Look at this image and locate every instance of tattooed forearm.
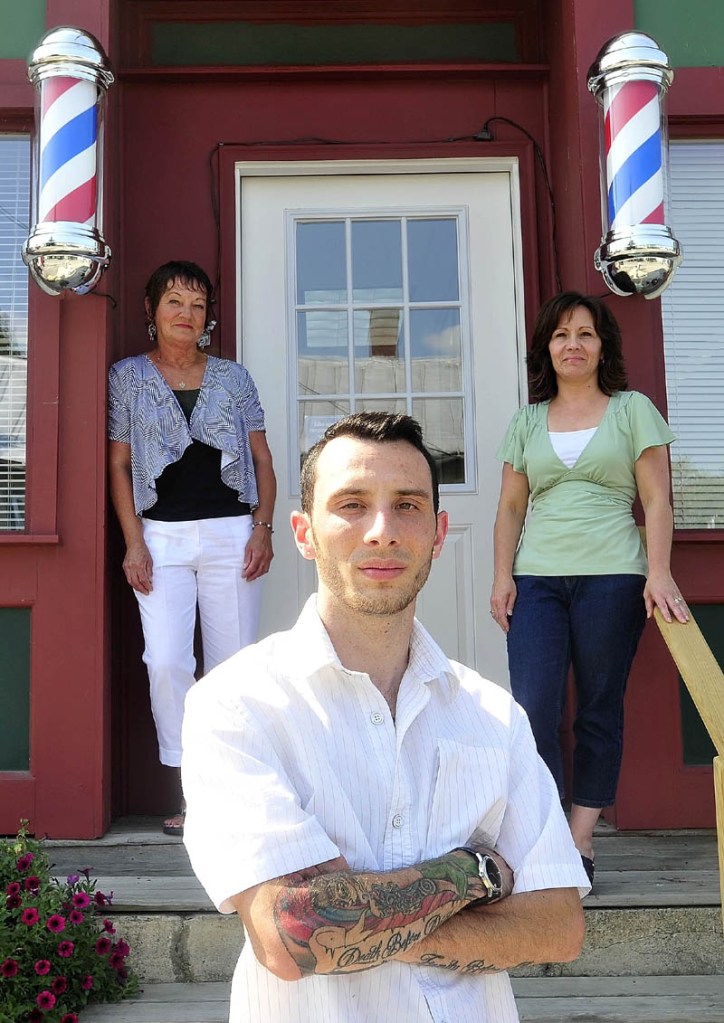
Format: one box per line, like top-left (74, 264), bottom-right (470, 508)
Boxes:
top-left (273, 851), bottom-right (485, 976)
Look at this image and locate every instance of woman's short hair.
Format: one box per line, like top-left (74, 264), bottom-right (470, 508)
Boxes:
top-left (527, 291), bottom-right (628, 401)
top-left (145, 261), bottom-right (215, 326)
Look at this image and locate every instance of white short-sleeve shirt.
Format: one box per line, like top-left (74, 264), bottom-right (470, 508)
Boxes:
top-left (182, 597), bottom-right (589, 1023)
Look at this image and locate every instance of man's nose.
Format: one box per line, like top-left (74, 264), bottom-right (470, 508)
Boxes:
top-left (364, 509), bottom-right (398, 545)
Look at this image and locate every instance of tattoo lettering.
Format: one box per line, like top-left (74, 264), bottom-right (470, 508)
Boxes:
top-left (274, 854), bottom-right (480, 976)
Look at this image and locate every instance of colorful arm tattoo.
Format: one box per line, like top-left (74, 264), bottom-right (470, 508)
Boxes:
top-left (274, 851), bottom-right (483, 976)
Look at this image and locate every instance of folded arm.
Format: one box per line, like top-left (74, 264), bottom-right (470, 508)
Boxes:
top-left (395, 886), bottom-right (585, 974)
top-left (231, 847), bottom-right (501, 981)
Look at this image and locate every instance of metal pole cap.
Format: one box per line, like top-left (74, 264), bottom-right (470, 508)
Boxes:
top-left (27, 26), bottom-right (114, 90)
top-left (588, 31), bottom-right (673, 95)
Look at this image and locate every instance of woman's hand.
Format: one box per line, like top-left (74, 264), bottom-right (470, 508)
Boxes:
top-left (490, 576), bottom-right (517, 633)
top-left (243, 524), bottom-right (274, 582)
top-left (123, 541), bottom-right (154, 595)
top-left (644, 569), bottom-right (689, 624)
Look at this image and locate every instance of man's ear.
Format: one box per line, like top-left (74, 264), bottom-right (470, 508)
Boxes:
top-left (290, 510), bottom-right (316, 560)
top-left (432, 510), bottom-right (449, 560)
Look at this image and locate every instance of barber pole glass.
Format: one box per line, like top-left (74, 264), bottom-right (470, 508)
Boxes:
top-left (588, 32), bottom-right (681, 299)
top-left (23, 28), bottom-right (114, 295)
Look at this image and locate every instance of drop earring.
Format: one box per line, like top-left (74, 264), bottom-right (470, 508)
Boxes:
top-left (197, 319), bottom-right (217, 349)
top-left (147, 321), bottom-right (157, 343)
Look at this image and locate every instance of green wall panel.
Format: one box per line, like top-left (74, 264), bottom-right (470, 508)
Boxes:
top-left (635, 0), bottom-right (724, 67)
top-left (0, 0), bottom-right (45, 60)
top-left (152, 20), bottom-right (518, 67)
top-left (679, 604), bottom-right (721, 765)
top-left (0, 607), bottom-right (30, 770)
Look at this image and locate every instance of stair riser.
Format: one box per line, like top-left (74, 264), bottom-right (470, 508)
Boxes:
top-left (115, 908), bottom-right (724, 984)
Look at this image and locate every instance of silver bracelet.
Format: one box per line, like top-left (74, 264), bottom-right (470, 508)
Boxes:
top-left (252, 521), bottom-right (274, 533)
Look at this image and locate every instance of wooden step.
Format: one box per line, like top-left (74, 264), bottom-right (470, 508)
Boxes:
top-left (79, 976), bottom-right (724, 1023)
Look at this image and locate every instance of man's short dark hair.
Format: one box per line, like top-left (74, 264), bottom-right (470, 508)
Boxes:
top-left (300, 412), bottom-right (440, 515)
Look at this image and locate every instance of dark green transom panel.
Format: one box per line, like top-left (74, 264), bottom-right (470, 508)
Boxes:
top-left (679, 604), bottom-right (721, 765)
top-left (0, 607), bottom-right (30, 770)
top-left (151, 20), bottom-right (519, 67)
top-left (635, 0), bottom-right (724, 67)
top-left (0, 0), bottom-right (45, 60)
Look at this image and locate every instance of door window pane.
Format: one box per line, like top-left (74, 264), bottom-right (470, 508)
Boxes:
top-left (412, 397), bottom-right (465, 484)
top-left (354, 308), bottom-right (404, 393)
top-left (352, 220), bottom-right (402, 302)
top-left (410, 309), bottom-right (462, 391)
top-left (294, 212), bottom-right (469, 486)
top-left (408, 218), bottom-right (459, 302)
top-left (296, 221), bottom-right (346, 303)
top-left (0, 135), bottom-right (30, 532)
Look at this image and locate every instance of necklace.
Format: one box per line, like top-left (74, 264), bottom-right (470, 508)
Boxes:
top-left (150, 351), bottom-right (204, 389)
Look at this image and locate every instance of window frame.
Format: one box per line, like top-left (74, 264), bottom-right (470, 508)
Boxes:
top-left (0, 115), bottom-right (60, 545)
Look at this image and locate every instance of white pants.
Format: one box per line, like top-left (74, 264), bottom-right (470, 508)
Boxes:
top-left (135, 515), bottom-right (263, 766)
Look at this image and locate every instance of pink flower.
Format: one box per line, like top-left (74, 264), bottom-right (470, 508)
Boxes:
top-left (22, 906), bottom-right (40, 926)
top-left (71, 891), bottom-right (90, 909)
top-left (6, 893), bottom-right (21, 909)
top-left (35, 960), bottom-right (52, 975)
top-left (95, 936), bottom-right (112, 955)
top-left (81, 975), bottom-right (94, 990)
top-left (1, 958), bottom-right (19, 977)
top-left (46, 914), bottom-right (66, 932)
top-left (61, 1014), bottom-right (79, 1023)
top-left (103, 918), bottom-right (116, 934)
top-left (115, 938), bottom-right (131, 957)
top-left (109, 951), bottom-right (125, 968)
top-left (69, 909), bottom-right (84, 925)
top-left (6, 881), bottom-right (21, 895)
top-left (24, 874), bottom-right (41, 892)
top-left (94, 889), bottom-right (112, 906)
top-left (16, 852), bottom-right (34, 871)
top-left (51, 976), bottom-right (68, 995)
top-left (57, 940), bottom-right (75, 958)
top-left (36, 991), bottom-right (56, 1010)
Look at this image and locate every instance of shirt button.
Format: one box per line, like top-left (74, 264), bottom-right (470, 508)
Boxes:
top-left (392, 814), bottom-right (403, 828)
top-left (370, 711), bottom-right (384, 725)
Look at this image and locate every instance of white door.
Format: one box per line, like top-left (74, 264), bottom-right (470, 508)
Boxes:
top-left (238, 160), bottom-right (525, 685)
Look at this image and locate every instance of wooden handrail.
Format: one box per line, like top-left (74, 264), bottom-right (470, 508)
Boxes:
top-left (651, 605), bottom-right (724, 929)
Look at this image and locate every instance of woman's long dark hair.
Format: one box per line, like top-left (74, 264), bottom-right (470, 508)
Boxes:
top-left (527, 292), bottom-right (628, 401)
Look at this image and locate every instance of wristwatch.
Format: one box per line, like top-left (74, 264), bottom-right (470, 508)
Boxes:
top-left (458, 846), bottom-right (504, 903)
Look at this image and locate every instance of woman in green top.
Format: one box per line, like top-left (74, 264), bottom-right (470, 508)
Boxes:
top-left (491, 292), bottom-right (688, 883)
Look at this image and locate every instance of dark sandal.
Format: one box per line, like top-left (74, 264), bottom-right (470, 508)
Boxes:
top-left (580, 854), bottom-right (595, 885)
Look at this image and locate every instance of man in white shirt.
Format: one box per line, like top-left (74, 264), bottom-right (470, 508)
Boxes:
top-left (183, 411), bottom-right (589, 1023)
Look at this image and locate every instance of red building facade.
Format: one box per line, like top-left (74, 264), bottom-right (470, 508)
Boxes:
top-left (0, 0), bottom-right (721, 837)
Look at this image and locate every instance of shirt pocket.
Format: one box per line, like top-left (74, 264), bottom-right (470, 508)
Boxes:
top-left (425, 739), bottom-right (508, 858)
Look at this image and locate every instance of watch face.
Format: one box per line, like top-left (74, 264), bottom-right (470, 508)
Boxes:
top-left (482, 855), bottom-right (502, 893)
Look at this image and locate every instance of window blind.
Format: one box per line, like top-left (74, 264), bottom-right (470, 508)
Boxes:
top-left (661, 140), bottom-right (724, 530)
top-left (0, 135), bottom-right (29, 531)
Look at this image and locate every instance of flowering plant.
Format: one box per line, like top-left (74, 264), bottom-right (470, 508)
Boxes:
top-left (0, 822), bottom-right (138, 1022)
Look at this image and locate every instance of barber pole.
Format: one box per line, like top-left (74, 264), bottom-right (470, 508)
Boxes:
top-left (22, 27), bottom-right (114, 296)
top-left (588, 32), bottom-right (681, 299)
top-left (38, 77), bottom-right (99, 225)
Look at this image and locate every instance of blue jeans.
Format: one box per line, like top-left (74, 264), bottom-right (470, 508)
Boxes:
top-left (506, 575), bottom-right (646, 808)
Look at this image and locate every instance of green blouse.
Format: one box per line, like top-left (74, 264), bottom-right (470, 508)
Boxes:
top-left (496, 390), bottom-right (675, 576)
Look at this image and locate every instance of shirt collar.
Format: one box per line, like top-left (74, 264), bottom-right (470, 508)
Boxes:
top-left (288, 594), bottom-right (459, 697)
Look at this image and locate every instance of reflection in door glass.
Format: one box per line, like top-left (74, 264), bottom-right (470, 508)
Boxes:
top-left (412, 397), bottom-right (465, 483)
top-left (410, 309), bottom-right (462, 392)
top-left (294, 214), bottom-right (468, 486)
top-left (352, 220), bottom-right (403, 302)
top-left (408, 218), bottom-right (459, 302)
top-left (353, 308), bottom-right (405, 393)
top-left (298, 400), bottom-right (350, 463)
top-left (296, 221), bottom-right (346, 303)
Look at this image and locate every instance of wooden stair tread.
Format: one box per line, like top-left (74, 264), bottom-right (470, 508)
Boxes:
top-left (80, 976), bottom-right (724, 1023)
